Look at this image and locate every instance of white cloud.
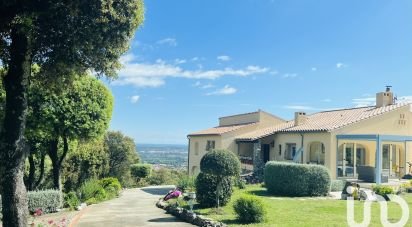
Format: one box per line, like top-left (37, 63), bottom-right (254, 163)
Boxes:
top-left (217, 55), bottom-right (231, 61)
top-left (398, 96), bottom-right (412, 103)
top-left (352, 97), bottom-right (375, 107)
top-left (206, 85), bottom-right (237, 96)
top-left (311, 67), bottom-right (317, 71)
top-left (322, 98), bottom-right (332, 103)
top-left (336, 62), bottom-right (347, 69)
top-left (283, 105), bottom-right (316, 110)
top-left (270, 70), bottom-right (279, 75)
top-left (201, 83), bottom-right (214, 89)
top-left (174, 58), bottom-right (186, 64)
top-left (130, 95), bottom-right (140, 104)
top-left (282, 73), bottom-right (297, 78)
top-left (156, 38), bottom-right (177, 46)
top-left (115, 54), bottom-right (269, 87)
top-left (191, 57), bottom-right (199, 61)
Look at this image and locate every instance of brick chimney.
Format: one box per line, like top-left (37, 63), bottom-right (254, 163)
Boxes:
top-left (294, 112), bottom-right (307, 126)
top-left (376, 86), bottom-right (394, 108)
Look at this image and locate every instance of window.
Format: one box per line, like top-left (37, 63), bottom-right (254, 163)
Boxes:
top-left (195, 142), bottom-right (199, 155)
top-left (206, 140), bottom-right (215, 151)
top-left (285, 143), bottom-right (296, 160)
top-left (309, 142), bottom-right (325, 165)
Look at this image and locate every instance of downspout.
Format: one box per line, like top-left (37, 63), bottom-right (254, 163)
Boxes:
top-left (187, 136), bottom-right (191, 175)
top-left (300, 133), bottom-right (304, 164)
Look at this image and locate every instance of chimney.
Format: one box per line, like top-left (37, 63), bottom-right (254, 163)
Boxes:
top-left (294, 112), bottom-right (307, 126)
top-left (376, 86), bottom-right (394, 108)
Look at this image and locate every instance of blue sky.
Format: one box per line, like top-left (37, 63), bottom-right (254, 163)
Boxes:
top-left (107, 0), bottom-right (412, 145)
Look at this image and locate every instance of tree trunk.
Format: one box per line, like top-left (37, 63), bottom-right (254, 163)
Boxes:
top-left (0, 21), bottom-right (32, 227)
top-left (34, 152), bottom-right (46, 189)
top-left (48, 138), bottom-right (61, 190)
top-left (27, 153), bottom-right (36, 191)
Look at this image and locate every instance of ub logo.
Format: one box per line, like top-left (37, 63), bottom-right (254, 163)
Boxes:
top-left (347, 188), bottom-right (409, 227)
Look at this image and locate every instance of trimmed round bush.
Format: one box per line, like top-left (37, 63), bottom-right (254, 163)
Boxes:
top-left (200, 149), bottom-right (241, 177)
top-left (195, 172), bottom-right (233, 207)
top-left (264, 161), bottom-right (331, 197)
top-left (233, 196), bottom-right (266, 223)
top-left (130, 163), bottom-right (152, 180)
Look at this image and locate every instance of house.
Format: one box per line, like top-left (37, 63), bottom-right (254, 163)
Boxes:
top-left (187, 110), bottom-right (286, 175)
top-left (187, 87), bottom-right (412, 184)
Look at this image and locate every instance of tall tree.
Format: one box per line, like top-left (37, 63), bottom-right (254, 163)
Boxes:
top-left (0, 1), bottom-right (144, 225)
top-left (30, 75), bottom-right (113, 190)
top-left (104, 131), bottom-right (139, 186)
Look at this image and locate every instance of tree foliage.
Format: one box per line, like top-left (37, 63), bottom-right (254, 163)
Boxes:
top-left (130, 164), bottom-right (152, 180)
top-left (104, 131), bottom-right (139, 186)
top-left (200, 149), bottom-right (241, 177)
top-left (0, 1), bottom-right (144, 225)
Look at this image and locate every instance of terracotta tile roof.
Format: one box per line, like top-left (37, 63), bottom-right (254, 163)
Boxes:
top-left (188, 123), bottom-right (256, 136)
top-left (236, 103), bottom-right (410, 141)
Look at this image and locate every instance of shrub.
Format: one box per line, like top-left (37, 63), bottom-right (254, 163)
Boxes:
top-left (200, 149), bottom-right (241, 177)
top-left (64, 192), bottom-right (80, 211)
top-left (372, 185), bottom-right (394, 197)
top-left (234, 177), bottom-right (246, 189)
top-left (195, 172), bottom-right (233, 207)
top-left (130, 164), bottom-right (152, 180)
top-left (330, 180), bottom-right (345, 192)
top-left (99, 177), bottom-right (122, 198)
top-left (264, 162), bottom-right (331, 197)
top-left (78, 179), bottom-right (106, 202)
top-left (85, 197), bottom-right (98, 205)
top-left (233, 196), bottom-right (266, 223)
top-left (27, 190), bottom-right (62, 213)
top-left (177, 175), bottom-right (196, 192)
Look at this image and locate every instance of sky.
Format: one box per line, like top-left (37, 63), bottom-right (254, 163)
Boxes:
top-left (107, 0), bottom-right (412, 145)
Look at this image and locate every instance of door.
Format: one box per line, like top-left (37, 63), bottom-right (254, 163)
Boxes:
top-left (262, 144), bottom-right (270, 163)
top-left (344, 144), bottom-right (355, 177)
top-left (382, 144), bottom-right (391, 177)
top-left (338, 143), bottom-right (354, 177)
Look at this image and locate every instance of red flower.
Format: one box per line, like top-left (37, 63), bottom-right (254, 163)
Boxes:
top-left (48, 220), bottom-right (54, 224)
top-left (34, 208), bottom-right (43, 217)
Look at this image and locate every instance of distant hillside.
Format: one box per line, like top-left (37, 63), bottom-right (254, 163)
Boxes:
top-left (136, 144), bottom-right (188, 169)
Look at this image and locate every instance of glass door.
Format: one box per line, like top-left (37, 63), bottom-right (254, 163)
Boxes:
top-left (344, 144), bottom-right (354, 177)
top-left (390, 145), bottom-right (399, 178)
top-left (382, 144), bottom-right (390, 177)
top-left (337, 143), bottom-right (355, 177)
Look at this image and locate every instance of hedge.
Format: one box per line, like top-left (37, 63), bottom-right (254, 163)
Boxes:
top-left (330, 180), bottom-right (345, 192)
top-left (195, 172), bottom-right (233, 208)
top-left (264, 161), bottom-right (330, 196)
top-left (1, 190), bottom-right (62, 217)
top-left (27, 190), bottom-right (62, 213)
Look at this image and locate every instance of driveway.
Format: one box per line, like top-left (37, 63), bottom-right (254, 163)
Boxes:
top-left (73, 186), bottom-right (193, 227)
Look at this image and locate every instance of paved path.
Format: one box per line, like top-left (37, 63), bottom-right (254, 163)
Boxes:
top-left (74, 186), bottom-right (193, 227)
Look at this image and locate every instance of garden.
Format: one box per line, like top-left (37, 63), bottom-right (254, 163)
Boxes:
top-left (157, 149), bottom-right (412, 227)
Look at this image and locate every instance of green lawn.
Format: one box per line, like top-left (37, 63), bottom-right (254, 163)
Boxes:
top-left (191, 185), bottom-right (412, 227)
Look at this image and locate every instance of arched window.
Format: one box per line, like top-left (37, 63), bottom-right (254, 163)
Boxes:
top-left (309, 142), bottom-right (325, 165)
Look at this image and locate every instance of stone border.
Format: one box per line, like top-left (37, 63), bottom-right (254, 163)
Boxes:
top-left (156, 200), bottom-right (227, 227)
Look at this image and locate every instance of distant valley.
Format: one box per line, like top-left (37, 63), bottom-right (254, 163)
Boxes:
top-left (136, 144), bottom-right (188, 170)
